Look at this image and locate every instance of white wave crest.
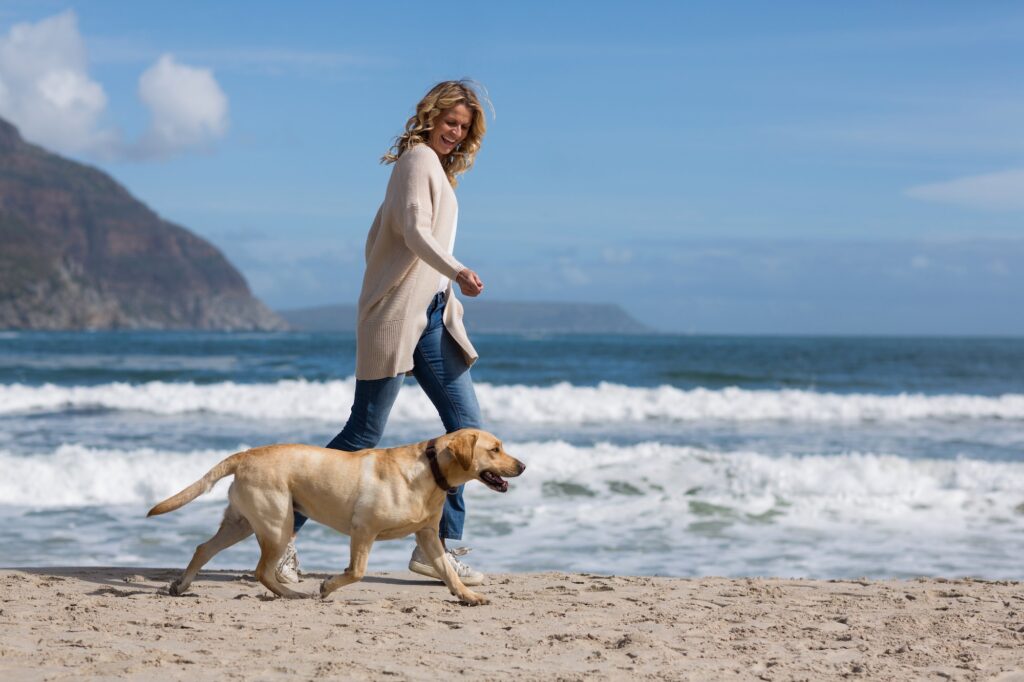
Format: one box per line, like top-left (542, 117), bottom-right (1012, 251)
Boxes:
top-left (3, 441), bottom-right (1023, 523)
top-left (497, 440), bottom-right (1024, 530)
top-left (1, 380), bottom-right (1023, 423)
top-left (480, 441), bottom-right (1024, 578)
top-left (0, 445), bottom-right (236, 507)
top-left (6, 441), bottom-right (1024, 579)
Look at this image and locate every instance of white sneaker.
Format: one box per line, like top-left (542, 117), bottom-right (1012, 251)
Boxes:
top-left (408, 545), bottom-right (485, 586)
top-left (275, 540), bottom-right (301, 584)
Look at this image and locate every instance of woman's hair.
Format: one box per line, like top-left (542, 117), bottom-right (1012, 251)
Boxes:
top-left (382, 79), bottom-right (490, 187)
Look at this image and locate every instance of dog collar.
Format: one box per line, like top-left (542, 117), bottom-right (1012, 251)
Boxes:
top-left (425, 440), bottom-right (456, 493)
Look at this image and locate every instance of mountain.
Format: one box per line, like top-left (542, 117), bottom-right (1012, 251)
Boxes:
top-left (279, 300), bottom-right (653, 334)
top-left (0, 117), bottom-right (285, 331)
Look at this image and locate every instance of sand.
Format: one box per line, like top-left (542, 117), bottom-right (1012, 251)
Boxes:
top-left (1, 568), bottom-right (1022, 681)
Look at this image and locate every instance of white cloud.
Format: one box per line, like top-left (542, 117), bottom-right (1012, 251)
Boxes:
top-left (905, 169), bottom-right (1024, 211)
top-left (0, 11), bottom-right (228, 160)
top-left (136, 54), bottom-right (228, 157)
top-left (0, 10), bottom-right (114, 154)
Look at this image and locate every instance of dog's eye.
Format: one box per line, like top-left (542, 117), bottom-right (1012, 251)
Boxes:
top-left (491, 446), bottom-right (500, 453)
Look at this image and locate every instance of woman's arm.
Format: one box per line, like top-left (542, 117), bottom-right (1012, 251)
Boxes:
top-left (397, 148), bottom-right (465, 280)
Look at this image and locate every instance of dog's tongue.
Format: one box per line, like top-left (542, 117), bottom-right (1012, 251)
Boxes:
top-left (482, 471), bottom-right (508, 492)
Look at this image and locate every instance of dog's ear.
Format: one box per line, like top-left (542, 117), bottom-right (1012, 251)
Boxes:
top-left (449, 430), bottom-right (478, 470)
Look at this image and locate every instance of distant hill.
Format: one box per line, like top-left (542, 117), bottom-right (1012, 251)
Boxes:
top-left (279, 300), bottom-right (653, 334)
top-left (0, 117), bottom-right (285, 331)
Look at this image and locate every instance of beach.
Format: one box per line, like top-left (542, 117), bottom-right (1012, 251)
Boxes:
top-left (2, 2), bottom-right (1023, 678)
top-left (2, 568), bottom-right (1022, 680)
top-left (4, 333), bottom-right (1024, 581)
top-left (3, 333), bottom-right (1024, 680)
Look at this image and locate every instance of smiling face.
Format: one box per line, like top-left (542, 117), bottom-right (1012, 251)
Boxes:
top-left (427, 103), bottom-right (473, 158)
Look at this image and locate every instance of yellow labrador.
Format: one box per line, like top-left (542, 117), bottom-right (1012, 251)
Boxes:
top-left (147, 428), bottom-right (525, 605)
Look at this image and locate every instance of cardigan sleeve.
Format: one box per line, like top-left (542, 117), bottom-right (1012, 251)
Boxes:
top-left (396, 147), bottom-right (465, 280)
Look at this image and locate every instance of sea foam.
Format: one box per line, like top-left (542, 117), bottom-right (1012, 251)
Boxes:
top-left (2, 380), bottom-right (1023, 423)
top-left (7, 441), bottom-right (1023, 578)
top-left (5, 441), bottom-right (1023, 524)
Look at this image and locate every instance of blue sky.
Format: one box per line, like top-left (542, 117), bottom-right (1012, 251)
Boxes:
top-left (1, 1), bottom-right (1022, 334)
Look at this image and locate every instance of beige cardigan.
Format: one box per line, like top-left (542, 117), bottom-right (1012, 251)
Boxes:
top-left (355, 143), bottom-right (478, 379)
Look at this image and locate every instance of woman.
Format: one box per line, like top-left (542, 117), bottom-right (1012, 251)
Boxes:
top-left (281, 80), bottom-right (490, 585)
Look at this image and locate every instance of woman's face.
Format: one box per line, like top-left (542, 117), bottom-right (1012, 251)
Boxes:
top-left (427, 103), bottom-right (473, 158)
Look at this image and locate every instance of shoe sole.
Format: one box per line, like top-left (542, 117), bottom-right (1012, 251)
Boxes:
top-left (408, 559), bottom-right (484, 586)
top-left (275, 570), bottom-right (301, 585)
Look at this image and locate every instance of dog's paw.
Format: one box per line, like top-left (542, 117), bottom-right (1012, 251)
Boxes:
top-left (168, 579), bottom-right (184, 596)
top-left (319, 579), bottom-right (331, 600)
top-left (459, 591), bottom-right (489, 606)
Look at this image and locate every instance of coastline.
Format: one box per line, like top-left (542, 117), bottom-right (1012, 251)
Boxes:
top-left (1, 568), bottom-right (1021, 680)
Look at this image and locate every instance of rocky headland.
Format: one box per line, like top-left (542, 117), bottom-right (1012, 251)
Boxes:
top-left (0, 117), bottom-right (285, 331)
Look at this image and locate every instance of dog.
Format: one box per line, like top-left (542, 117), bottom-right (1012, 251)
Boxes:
top-left (147, 428), bottom-right (525, 605)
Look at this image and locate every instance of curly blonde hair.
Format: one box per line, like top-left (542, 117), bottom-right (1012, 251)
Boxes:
top-left (382, 80), bottom-right (489, 187)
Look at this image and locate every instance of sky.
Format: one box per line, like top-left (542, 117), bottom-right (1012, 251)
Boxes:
top-left (0, 1), bottom-right (1021, 334)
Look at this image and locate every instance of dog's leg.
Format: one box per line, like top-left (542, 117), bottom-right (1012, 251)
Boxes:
top-left (319, 530), bottom-right (376, 599)
top-left (250, 502), bottom-right (309, 599)
top-left (253, 532), bottom-right (309, 599)
top-left (169, 505), bottom-right (253, 596)
top-left (414, 528), bottom-right (488, 605)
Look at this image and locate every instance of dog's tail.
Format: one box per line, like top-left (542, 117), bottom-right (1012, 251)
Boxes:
top-left (146, 451), bottom-right (247, 517)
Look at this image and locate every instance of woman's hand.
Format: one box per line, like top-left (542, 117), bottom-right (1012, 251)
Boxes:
top-left (456, 268), bottom-right (484, 297)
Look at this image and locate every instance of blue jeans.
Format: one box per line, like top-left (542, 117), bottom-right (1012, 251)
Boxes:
top-left (293, 292), bottom-right (482, 540)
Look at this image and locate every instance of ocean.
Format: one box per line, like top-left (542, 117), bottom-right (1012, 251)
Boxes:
top-left (2, 331), bottom-right (1022, 579)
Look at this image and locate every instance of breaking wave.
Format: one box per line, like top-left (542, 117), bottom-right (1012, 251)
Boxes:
top-left (1, 380), bottom-right (1023, 423)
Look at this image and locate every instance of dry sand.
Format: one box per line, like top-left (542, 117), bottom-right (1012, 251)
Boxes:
top-left (1, 568), bottom-right (1022, 680)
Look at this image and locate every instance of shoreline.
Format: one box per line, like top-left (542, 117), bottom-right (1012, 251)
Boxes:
top-left (2, 568), bottom-right (1022, 680)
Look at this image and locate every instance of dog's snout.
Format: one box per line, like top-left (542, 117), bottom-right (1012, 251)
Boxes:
top-left (515, 459), bottom-right (526, 475)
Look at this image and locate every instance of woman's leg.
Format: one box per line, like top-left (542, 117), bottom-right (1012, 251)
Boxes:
top-left (325, 376), bottom-right (404, 452)
top-left (292, 375), bottom-right (404, 532)
top-left (411, 295), bottom-right (483, 541)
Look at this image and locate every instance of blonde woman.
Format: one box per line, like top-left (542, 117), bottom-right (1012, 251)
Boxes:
top-left (281, 81), bottom-right (490, 585)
